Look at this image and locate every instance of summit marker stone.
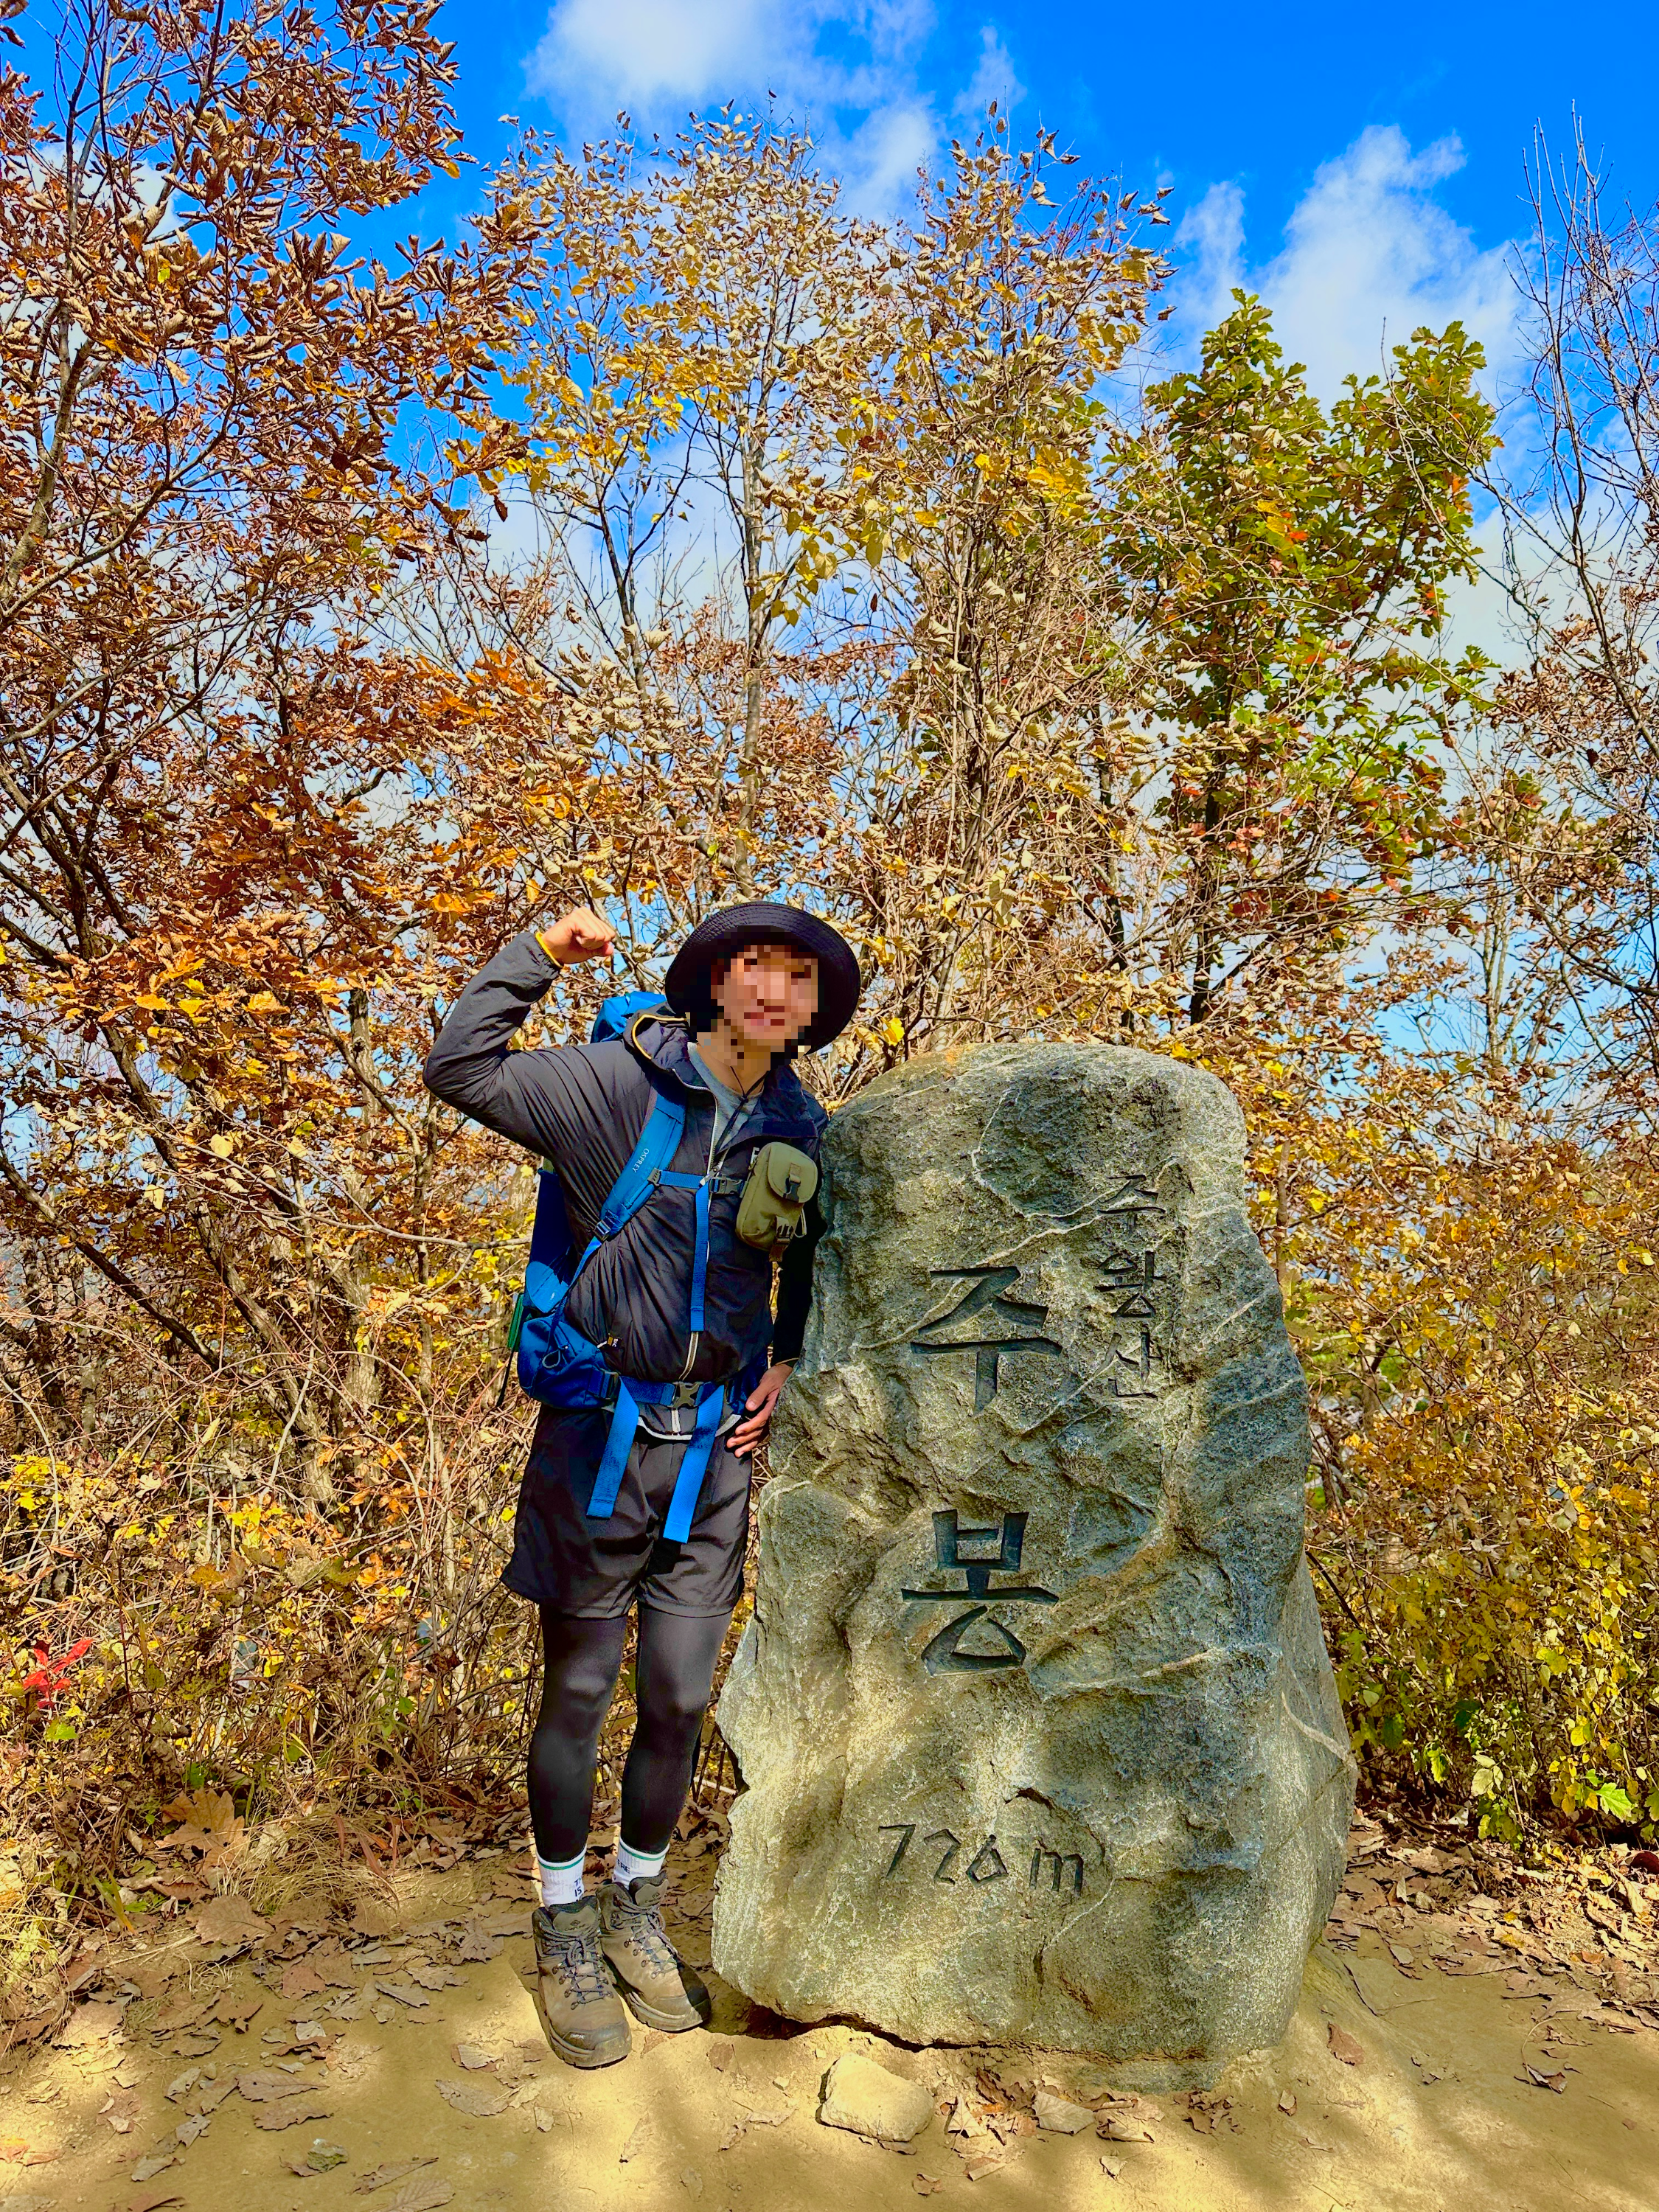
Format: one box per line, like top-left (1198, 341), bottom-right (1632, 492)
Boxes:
top-left (712, 1043), bottom-right (1354, 2081)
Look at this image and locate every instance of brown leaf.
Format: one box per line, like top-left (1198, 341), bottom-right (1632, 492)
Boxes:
top-left (453, 1924), bottom-right (499, 1963)
top-left (128, 2188), bottom-right (184, 2212)
top-left (255, 2097), bottom-right (336, 2132)
top-left (282, 1960), bottom-right (329, 2000)
top-left (452, 2042), bottom-right (496, 2070)
top-left (354, 2156), bottom-right (439, 2193)
top-left (408, 1963), bottom-right (465, 1990)
top-left (0, 2138), bottom-right (58, 2166)
top-left (57, 2000), bottom-right (124, 2045)
top-left (1326, 2023), bottom-right (1363, 2067)
top-left (100, 2087), bottom-right (142, 2135)
top-left (1524, 2065), bottom-right (1568, 2094)
top-left (1096, 2114), bottom-right (1153, 2142)
top-left (621, 2116), bottom-right (655, 2161)
top-left (964, 2146), bottom-right (1009, 2180)
top-left (254, 2094), bottom-right (335, 2131)
top-left (383, 2181), bottom-right (456, 2212)
top-left (914, 2178), bottom-right (943, 2198)
top-left (1277, 2090), bottom-right (1297, 2115)
top-left (237, 2068), bottom-right (308, 2101)
top-left (435, 2077), bottom-right (510, 2118)
top-left (192, 1896), bottom-right (268, 1947)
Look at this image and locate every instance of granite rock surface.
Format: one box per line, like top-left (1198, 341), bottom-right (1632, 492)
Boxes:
top-left (712, 1043), bottom-right (1355, 2081)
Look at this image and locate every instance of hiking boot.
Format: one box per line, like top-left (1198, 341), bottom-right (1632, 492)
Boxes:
top-left (599, 1876), bottom-right (712, 2032)
top-left (532, 1898), bottom-right (631, 2068)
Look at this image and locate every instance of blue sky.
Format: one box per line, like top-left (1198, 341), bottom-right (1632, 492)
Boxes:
top-left (432, 0), bottom-right (1659, 405)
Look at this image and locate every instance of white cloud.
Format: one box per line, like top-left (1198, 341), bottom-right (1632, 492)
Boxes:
top-left (1174, 125), bottom-right (1520, 402)
top-left (526, 0), bottom-right (1021, 215)
top-left (952, 25), bottom-right (1023, 122)
top-left (529, 0), bottom-right (808, 111)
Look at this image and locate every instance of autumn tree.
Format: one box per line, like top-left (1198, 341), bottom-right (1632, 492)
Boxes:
top-left (1100, 292), bottom-right (1497, 1024)
top-left (0, 0), bottom-right (531, 1491)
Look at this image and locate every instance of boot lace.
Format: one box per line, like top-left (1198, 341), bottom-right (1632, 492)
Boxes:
top-left (613, 1894), bottom-right (678, 1974)
top-left (544, 1924), bottom-right (611, 2006)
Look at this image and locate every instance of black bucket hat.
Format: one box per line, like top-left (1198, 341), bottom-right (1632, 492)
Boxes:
top-left (664, 902), bottom-right (861, 1051)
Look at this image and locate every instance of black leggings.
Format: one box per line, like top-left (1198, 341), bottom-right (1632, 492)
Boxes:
top-left (527, 1606), bottom-right (729, 1864)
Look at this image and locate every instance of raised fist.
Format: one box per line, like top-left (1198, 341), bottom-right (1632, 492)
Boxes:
top-left (535, 906), bottom-right (616, 967)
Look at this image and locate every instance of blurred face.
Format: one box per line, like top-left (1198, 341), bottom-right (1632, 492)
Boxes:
top-left (711, 941), bottom-right (820, 1052)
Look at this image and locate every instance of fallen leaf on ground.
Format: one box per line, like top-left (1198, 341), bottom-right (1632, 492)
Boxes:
top-left (1100, 2157), bottom-right (1122, 2180)
top-left (237, 2069), bottom-right (310, 2102)
top-left (192, 1896), bottom-right (268, 1947)
top-left (619, 2116), bottom-right (655, 2162)
top-left (915, 2177), bottom-right (943, 2198)
top-left (254, 2096), bottom-right (335, 2131)
top-left (453, 1926), bottom-right (499, 1964)
top-left (353, 2156), bottom-right (439, 2193)
top-left (1524, 2066), bottom-right (1568, 2093)
top-left (1327, 2024), bottom-right (1363, 2067)
top-left (282, 1961), bottom-right (329, 2001)
top-left (128, 2188), bottom-right (184, 2212)
top-left (452, 2042), bottom-right (495, 2070)
top-left (1097, 2114), bottom-right (1153, 2142)
top-left (1278, 2090), bottom-right (1297, 2115)
top-left (58, 2001), bottom-right (124, 2046)
top-left (382, 2180), bottom-right (456, 2212)
top-left (100, 2087), bottom-right (142, 2134)
top-left (435, 2078), bottom-right (509, 2118)
top-left (408, 1964), bottom-right (465, 1991)
top-left (0, 2138), bottom-right (58, 2166)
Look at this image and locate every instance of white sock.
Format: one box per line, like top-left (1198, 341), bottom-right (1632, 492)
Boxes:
top-left (613, 1840), bottom-right (669, 1891)
top-left (537, 1851), bottom-right (586, 1908)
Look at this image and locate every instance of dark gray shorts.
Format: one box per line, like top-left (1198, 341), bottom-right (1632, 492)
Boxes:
top-left (501, 1403), bottom-right (751, 1621)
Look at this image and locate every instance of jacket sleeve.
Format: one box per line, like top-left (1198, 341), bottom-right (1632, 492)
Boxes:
top-left (422, 929), bottom-right (618, 1175)
top-left (771, 1191), bottom-right (824, 1363)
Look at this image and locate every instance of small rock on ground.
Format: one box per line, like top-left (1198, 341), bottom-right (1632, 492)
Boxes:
top-left (818, 2052), bottom-right (934, 2146)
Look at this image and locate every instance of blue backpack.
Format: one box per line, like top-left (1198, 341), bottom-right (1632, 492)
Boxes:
top-left (503, 991), bottom-right (730, 1543)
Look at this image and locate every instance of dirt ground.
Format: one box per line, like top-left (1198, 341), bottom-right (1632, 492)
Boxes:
top-left (4, 1823), bottom-right (1655, 2212)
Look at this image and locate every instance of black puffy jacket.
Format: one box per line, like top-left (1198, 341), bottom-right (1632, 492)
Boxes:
top-left (422, 929), bottom-right (826, 1386)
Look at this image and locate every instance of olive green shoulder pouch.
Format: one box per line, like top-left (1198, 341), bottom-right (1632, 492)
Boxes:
top-left (734, 1141), bottom-right (819, 1256)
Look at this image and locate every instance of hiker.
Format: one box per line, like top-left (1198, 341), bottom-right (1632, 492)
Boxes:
top-left (422, 902), bottom-right (859, 2067)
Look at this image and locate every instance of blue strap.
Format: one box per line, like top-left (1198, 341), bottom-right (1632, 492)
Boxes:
top-left (523, 1165), bottom-right (570, 1315)
top-left (663, 1384), bottom-right (726, 1543)
top-left (690, 1179), bottom-right (711, 1334)
top-left (597, 1095), bottom-right (686, 1238)
top-left (587, 1382), bottom-right (641, 1519)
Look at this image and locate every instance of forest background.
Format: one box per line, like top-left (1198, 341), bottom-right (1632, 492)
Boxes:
top-left (4, 0), bottom-right (1659, 2028)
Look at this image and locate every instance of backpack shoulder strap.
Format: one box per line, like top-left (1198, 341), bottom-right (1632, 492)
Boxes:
top-left (593, 1090), bottom-right (686, 1242)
